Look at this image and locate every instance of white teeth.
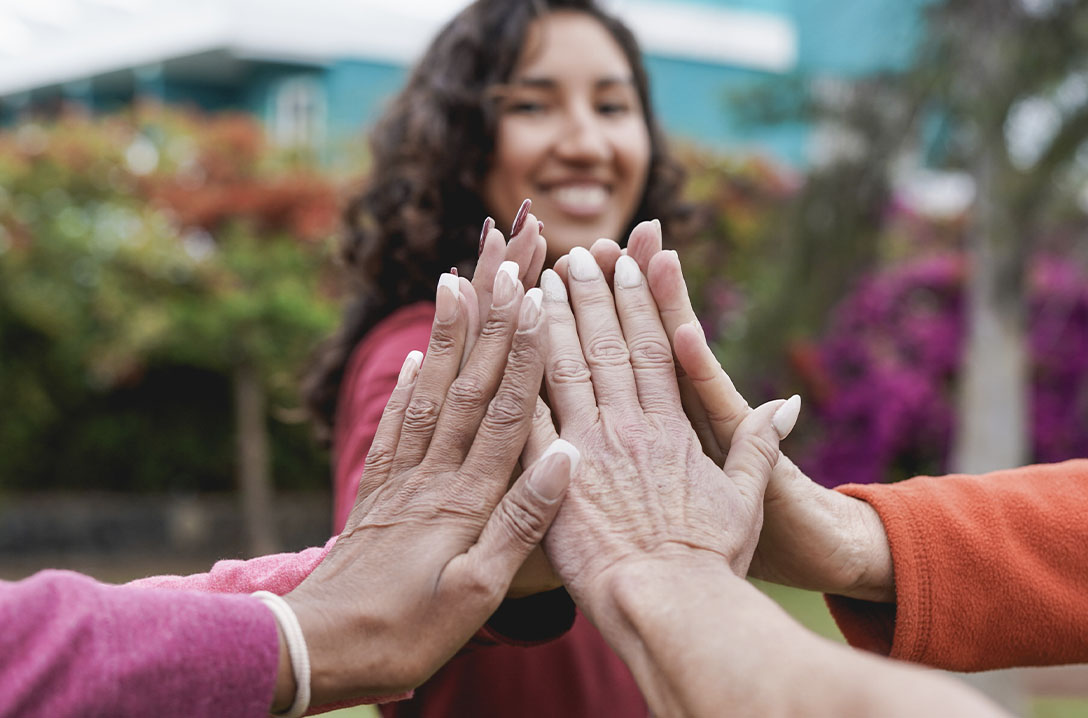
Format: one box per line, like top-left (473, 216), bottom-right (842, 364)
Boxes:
top-left (551, 185), bottom-right (608, 212)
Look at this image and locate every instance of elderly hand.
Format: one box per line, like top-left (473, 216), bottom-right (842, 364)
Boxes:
top-left (610, 226), bottom-right (894, 602)
top-left (283, 267), bottom-right (575, 706)
top-left (526, 248), bottom-right (796, 618)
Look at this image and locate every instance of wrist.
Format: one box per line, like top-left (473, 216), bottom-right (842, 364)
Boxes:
top-left (581, 549), bottom-right (736, 631)
top-left (841, 497), bottom-right (895, 602)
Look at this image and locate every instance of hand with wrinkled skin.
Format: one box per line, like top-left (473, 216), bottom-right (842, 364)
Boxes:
top-left (587, 223), bottom-right (894, 602)
top-left (526, 248), bottom-right (789, 610)
top-left (539, 242), bottom-right (1002, 718)
top-left (279, 268), bottom-right (574, 709)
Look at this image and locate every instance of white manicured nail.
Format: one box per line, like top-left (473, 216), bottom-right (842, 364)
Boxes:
top-left (397, 350), bottom-right (424, 387)
top-left (493, 261), bottom-right (520, 305)
top-left (539, 439), bottom-right (581, 475)
top-left (615, 255), bottom-right (643, 289)
top-left (541, 269), bottom-right (568, 302)
top-left (520, 287), bottom-right (543, 326)
top-left (498, 260), bottom-right (519, 281)
top-left (438, 272), bottom-right (460, 294)
top-left (568, 246), bottom-right (601, 281)
top-left (772, 395), bottom-right (801, 440)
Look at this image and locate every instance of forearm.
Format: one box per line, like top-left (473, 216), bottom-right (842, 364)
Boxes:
top-left (585, 557), bottom-right (1004, 718)
top-left (0, 571), bottom-right (278, 717)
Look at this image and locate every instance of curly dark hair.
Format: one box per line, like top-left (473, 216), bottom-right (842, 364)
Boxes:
top-left (304, 0), bottom-right (692, 440)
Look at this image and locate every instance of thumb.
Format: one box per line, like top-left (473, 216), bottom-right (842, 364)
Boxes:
top-left (453, 440), bottom-right (578, 606)
top-left (722, 395), bottom-right (800, 507)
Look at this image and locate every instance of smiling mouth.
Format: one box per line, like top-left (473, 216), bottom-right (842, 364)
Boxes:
top-left (547, 184), bottom-right (611, 217)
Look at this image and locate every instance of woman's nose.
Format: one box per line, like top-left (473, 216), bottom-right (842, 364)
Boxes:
top-left (554, 107), bottom-right (611, 164)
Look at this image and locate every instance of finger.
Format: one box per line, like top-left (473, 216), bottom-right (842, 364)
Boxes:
top-left (446, 440), bottom-right (577, 609)
top-left (349, 350), bottom-right (422, 519)
top-left (391, 273), bottom-right (468, 473)
top-left (626, 218), bottom-right (662, 273)
top-left (590, 238), bottom-right (622, 288)
top-left (722, 396), bottom-right (799, 507)
top-left (473, 217), bottom-right (506, 315)
top-left (428, 264), bottom-right (527, 467)
top-left (521, 397), bottom-right (559, 468)
top-left (674, 321), bottom-right (750, 451)
top-left (646, 249), bottom-right (722, 453)
top-left (612, 255), bottom-right (683, 415)
top-left (525, 234), bottom-right (547, 290)
top-left (540, 269), bottom-right (599, 432)
top-left (505, 210), bottom-right (541, 286)
top-left (459, 276), bottom-right (480, 366)
top-left (461, 282), bottom-right (548, 489)
top-left (553, 254), bottom-right (570, 284)
top-left (565, 246), bottom-right (641, 415)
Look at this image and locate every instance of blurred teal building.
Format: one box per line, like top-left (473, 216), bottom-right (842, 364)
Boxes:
top-left (0, 0), bottom-right (934, 166)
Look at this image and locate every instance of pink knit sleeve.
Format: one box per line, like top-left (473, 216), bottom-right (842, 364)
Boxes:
top-left (127, 537), bottom-right (335, 595)
top-left (0, 570), bottom-right (278, 717)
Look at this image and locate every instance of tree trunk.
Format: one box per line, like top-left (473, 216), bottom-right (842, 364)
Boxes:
top-left (233, 360), bottom-right (279, 556)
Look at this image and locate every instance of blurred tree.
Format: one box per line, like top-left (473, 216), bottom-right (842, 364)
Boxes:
top-left (718, 0), bottom-right (1088, 480)
top-left (0, 106), bottom-right (340, 554)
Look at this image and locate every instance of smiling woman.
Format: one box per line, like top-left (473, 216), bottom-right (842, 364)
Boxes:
top-left (302, 0), bottom-right (693, 715)
top-left (482, 11), bottom-right (652, 260)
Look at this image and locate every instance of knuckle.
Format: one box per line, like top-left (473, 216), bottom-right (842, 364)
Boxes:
top-left (735, 432), bottom-right (780, 476)
top-left (446, 375), bottom-right (490, 409)
top-left (550, 356), bottom-right (592, 385)
top-left (362, 444), bottom-right (394, 473)
top-left (584, 336), bottom-right (631, 367)
top-left (482, 390), bottom-right (528, 433)
top-left (497, 492), bottom-right (547, 548)
top-left (402, 398), bottom-right (441, 433)
top-left (427, 327), bottom-right (460, 357)
top-left (629, 337), bottom-right (675, 370)
top-left (479, 315), bottom-right (512, 341)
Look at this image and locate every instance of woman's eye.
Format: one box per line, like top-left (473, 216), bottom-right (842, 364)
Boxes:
top-left (598, 102), bottom-right (631, 116)
top-left (507, 100), bottom-right (548, 115)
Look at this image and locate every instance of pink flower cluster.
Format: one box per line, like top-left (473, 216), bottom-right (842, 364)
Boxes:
top-left (800, 254), bottom-right (1088, 487)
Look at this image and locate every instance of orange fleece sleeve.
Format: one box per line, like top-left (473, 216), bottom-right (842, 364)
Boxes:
top-left (826, 459), bottom-right (1088, 672)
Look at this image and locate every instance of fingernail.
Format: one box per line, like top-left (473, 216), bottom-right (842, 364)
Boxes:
top-left (493, 260), bottom-right (519, 306)
top-left (531, 439), bottom-right (580, 500)
top-left (614, 255), bottom-right (642, 288)
top-left (772, 394), bottom-right (801, 439)
top-left (652, 218), bottom-right (662, 237)
top-left (397, 350), bottom-right (424, 387)
top-left (478, 216), bottom-right (494, 257)
top-left (541, 269), bottom-right (567, 302)
top-left (436, 273), bottom-right (460, 321)
top-left (568, 246), bottom-right (601, 281)
top-left (520, 287), bottom-right (543, 327)
top-left (538, 220), bottom-right (545, 234)
top-left (511, 198), bottom-right (531, 237)
top-left (450, 266), bottom-right (458, 277)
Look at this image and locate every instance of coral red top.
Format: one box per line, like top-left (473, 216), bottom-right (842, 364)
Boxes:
top-left (828, 460), bottom-right (1088, 671)
top-left (333, 302), bottom-right (647, 718)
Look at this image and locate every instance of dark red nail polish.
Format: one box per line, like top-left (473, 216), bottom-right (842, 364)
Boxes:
top-left (537, 220), bottom-right (545, 235)
top-left (478, 216), bottom-right (494, 257)
top-left (450, 266), bottom-right (458, 277)
top-left (510, 198), bottom-right (531, 237)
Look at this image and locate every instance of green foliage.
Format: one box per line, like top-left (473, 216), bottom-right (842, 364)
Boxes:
top-left (0, 106), bottom-right (340, 492)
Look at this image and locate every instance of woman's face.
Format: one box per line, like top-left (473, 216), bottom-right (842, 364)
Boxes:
top-left (482, 11), bottom-right (652, 263)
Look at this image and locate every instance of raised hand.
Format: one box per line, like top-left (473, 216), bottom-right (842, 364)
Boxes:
top-left (284, 267), bottom-right (576, 705)
top-left (526, 248), bottom-right (795, 616)
top-left (638, 241), bottom-right (894, 601)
